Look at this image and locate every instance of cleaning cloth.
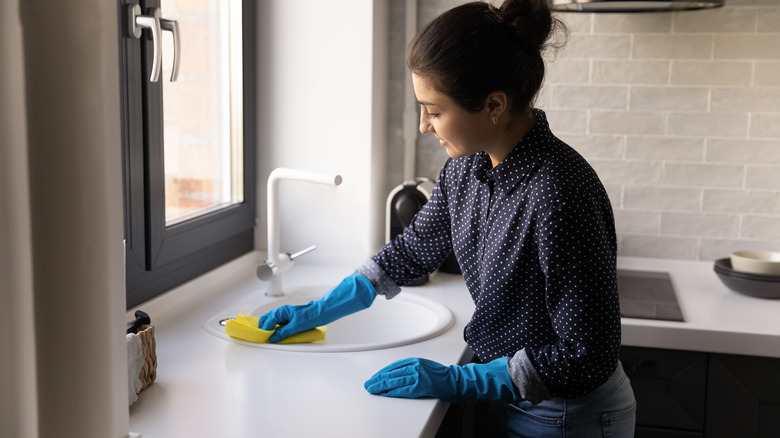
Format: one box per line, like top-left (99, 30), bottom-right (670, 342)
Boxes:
top-left (225, 313), bottom-right (327, 344)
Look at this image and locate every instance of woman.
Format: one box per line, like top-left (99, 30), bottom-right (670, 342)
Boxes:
top-left (259, 0), bottom-right (636, 436)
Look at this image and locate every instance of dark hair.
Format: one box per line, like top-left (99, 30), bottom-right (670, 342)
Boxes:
top-left (407, 0), bottom-right (567, 114)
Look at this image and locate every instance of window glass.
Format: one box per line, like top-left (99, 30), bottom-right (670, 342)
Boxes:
top-left (161, 0), bottom-right (244, 225)
top-left (121, 0), bottom-right (255, 308)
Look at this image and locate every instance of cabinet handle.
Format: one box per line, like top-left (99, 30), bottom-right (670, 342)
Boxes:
top-left (128, 5), bottom-right (162, 82)
top-left (160, 19), bottom-right (180, 82)
top-left (624, 359), bottom-right (656, 372)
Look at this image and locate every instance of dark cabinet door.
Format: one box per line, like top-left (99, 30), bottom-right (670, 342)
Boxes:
top-left (635, 426), bottom-right (703, 437)
top-left (706, 354), bottom-right (780, 438)
top-left (621, 347), bottom-right (708, 432)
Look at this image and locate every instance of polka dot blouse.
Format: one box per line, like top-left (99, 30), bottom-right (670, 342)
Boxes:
top-left (358, 109), bottom-right (621, 401)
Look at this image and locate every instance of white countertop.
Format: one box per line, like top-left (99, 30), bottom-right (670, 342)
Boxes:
top-left (618, 256), bottom-right (780, 358)
top-left (128, 252), bottom-right (476, 438)
top-left (129, 253), bottom-right (780, 437)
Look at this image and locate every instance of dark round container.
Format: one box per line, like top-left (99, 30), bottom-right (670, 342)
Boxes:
top-left (713, 258), bottom-right (780, 299)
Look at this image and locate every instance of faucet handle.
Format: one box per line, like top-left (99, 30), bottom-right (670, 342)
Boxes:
top-left (256, 245), bottom-right (318, 281)
top-left (288, 245), bottom-right (317, 260)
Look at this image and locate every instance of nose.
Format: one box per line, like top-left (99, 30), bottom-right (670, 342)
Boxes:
top-left (419, 109), bottom-right (432, 134)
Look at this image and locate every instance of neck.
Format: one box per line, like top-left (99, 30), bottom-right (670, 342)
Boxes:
top-left (487, 110), bottom-right (535, 168)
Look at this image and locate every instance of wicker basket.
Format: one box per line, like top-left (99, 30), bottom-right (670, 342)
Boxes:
top-left (136, 324), bottom-right (157, 391)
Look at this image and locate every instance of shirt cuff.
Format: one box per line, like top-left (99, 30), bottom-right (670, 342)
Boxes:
top-left (508, 349), bottom-right (553, 404)
top-left (354, 258), bottom-right (402, 300)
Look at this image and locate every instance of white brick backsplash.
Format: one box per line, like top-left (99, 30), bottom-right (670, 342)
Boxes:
top-left (673, 8), bottom-right (757, 33)
top-left (633, 35), bottom-right (712, 59)
top-left (614, 209), bottom-right (659, 233)
top-left (671, 61), bottom-right (752, 86)
top-left (546, 59), bottom-right (590, 84)
top-left (591, 160), bottom-right (663, 185)
top-left (556, 13), bottom-right (592, 34)
top-left (619, 234), bottom-right (699, 259)
top-left (700, 239), bottom-right (780, 261)
top-left (668, 113), bottom-right (748, 138)
top-left (714, 35), bottom-right (780, 59)
top-left (703, 189), bottom-right (780, 214)
top-left (626, 137), bottom-right (704, 161)
top-left (755, 62), bottom-right (780, 86)
top-left (746, 166), bottom-right (780, 189)
top-left (559, 134), bottom-right (624, 159)
top-left (544, 109), bottom-right (588, 134)
top-left (630, 87), bottom-right (708, 111)
top-left (592, 60), bottom-right (669, 85)
top-left (711, 89), bottom-right (780, 112)
top-left (728, 0), bottom-right (780, 6)
top-left (593, 13), bottom-right (671, 33)
top-left (664, 163), bottom-right (744, 188)
top-left (603, 183), bottom-right (623, 207)
top-left (624, 186), bottom-right (700, 210)
top-left (751, 115), bottom-right (780, 139)
top-left (742, 216), bottom-right (780, 239)
top-left (757, 9), bottom-right (780, 32)
top-left (552, 85), bottom-right (628, 109)
top-left (535, 87), bottom-right (552, 108)
top-left (661, 212), bottom-right (739, 237)
top-left (707, 139), bottom-right (780, 164)
top-left (393, 0), bottom-right (780, 262)
top-left (590, 110), bottom-right (665, 135)
top-left (561, 35), bottom-right (631, 59)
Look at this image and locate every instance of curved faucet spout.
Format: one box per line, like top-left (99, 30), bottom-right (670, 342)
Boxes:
top-left (265, 168), bottom-right (342, 297)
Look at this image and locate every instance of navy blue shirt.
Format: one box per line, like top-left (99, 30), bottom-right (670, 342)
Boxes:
top-left (362, 109), bottom-right (620, 400)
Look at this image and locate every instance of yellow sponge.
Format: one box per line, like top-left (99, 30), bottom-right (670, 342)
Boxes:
top-left (225, 313), bottom-right (327, 344)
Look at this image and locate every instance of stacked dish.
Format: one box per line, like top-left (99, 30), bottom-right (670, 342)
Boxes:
top-left (730, 250), bottom-right (780, 275)
top-left (714, 251), bottom-right (780, 299)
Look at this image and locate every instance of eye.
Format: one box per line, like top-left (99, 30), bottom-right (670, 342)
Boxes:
top-left (420, 105), bottom-right (438, 119)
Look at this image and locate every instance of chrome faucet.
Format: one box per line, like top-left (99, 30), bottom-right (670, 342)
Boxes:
top-left (258, 167), bottom-right (342, 297)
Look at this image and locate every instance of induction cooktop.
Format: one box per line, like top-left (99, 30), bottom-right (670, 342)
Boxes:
top-left (617, 269), bottom-right (685, 322)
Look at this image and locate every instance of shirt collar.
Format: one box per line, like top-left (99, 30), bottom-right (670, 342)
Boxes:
top-left (473, 108), bottom-right (551, 195)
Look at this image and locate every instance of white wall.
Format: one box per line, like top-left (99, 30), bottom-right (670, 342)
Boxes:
top-left (0, 2), bottom-right (38, 436)
top-left (255, 0), bottom-right (388, 265)
top-left (1, 1), bottom-right (129, 437)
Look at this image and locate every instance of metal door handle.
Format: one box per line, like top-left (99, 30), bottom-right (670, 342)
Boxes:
top-left (160, 18), bottom-right (180, 82)
top-left (128, 5), bottom-right (162, 82)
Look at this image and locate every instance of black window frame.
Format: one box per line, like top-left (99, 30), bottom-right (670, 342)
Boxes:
top-left (119, 0), bottom-right (256, 308)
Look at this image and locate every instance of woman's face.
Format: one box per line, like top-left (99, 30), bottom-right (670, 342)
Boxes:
top-left (412, 74), bottom-right (492, 159)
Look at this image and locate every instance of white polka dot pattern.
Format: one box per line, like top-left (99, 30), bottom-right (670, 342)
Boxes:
top-left (372, 110), bottom-right (621, 398)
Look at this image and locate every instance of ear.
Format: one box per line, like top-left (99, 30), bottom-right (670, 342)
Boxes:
top-left (485, 91), bottom-right (509, 119)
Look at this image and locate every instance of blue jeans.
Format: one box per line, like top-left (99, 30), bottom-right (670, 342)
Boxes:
top-left (490, 361), bottom-right (636, 438)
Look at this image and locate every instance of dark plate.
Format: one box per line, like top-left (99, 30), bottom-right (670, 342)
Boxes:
top-left (713, 258), bottom-right (780, 299)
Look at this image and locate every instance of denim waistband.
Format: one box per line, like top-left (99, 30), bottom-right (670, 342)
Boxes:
top-left (550, 361), bottom-right (630, 423)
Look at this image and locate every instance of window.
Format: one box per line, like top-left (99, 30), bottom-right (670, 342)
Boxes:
top-left (119, 0), bottom-right (256, 308)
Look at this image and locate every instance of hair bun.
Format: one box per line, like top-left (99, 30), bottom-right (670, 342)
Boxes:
top-left (496, 0), bottom-right (557, 52)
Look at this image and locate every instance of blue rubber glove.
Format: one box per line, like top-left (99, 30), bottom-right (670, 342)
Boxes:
top-left (364, 357), bottom-right (520, 403)
top-left (258, 274), bottom-right (376, 343)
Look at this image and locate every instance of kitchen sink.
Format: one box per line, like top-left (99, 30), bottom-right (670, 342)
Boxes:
top-left (617, 269), bottom-right (685, 322)
top-left (203, 286), bottom-right (455, 352)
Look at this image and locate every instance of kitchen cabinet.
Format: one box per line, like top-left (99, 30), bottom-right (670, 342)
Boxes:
top-left (706, 353), bottom-right (780, 438)
top-left (622, 346), bottom-right (780, 438)
top-left (621, 347), bottom-right (707, 435)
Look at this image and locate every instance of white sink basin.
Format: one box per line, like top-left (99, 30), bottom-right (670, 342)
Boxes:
top-left (203, 286), bottom-right (455, 352)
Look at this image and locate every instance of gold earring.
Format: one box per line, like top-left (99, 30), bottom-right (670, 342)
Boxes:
top-left (492, 116), bottom-right (498, 125)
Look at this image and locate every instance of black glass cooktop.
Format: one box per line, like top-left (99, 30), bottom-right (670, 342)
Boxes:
top-left (617, 269), bottom-right (685, 322)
